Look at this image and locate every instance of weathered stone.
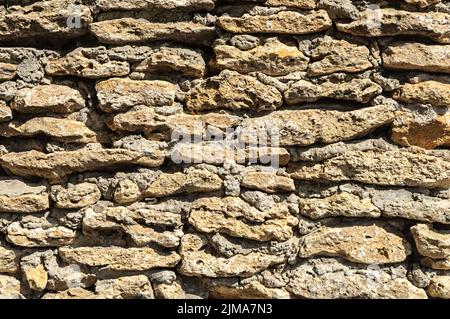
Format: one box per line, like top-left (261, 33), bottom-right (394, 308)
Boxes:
top-left (298, 221), bottom-right (411, 264)
top-left (265, 0), bottom-right (316, 8)
top-left (58, 247), bottom-right (180, 271)
top-left (286, 258), bottom-right (427, 299)
top-left (179, 234), bottom-right (285, 277)
top-left (42, 288), bottom-right (96, 299)
top-left (422, 257), bottom-right (450, 270)
top-left (0, 0), bottom-right (93, 41)
top-left (0, 149), bottom-right (165, 183)
top-left (11, 85), bottom-right (85, 114)
top-left (0, 246), bottom-right (18, 273)
top-left (0, 63), bottom-right (16, 81)
top-left (54, 183), bottom-right (101, 209)
top-left (83, 206), bottom-right (183, 248)
top-left (300, 191), bottom-right (381, 219)
top-left (336, 9), bottom-right (450, 43)
top-left (217, 10), bottom-right (332, 35)
top-left (240, 105), bottom-right (395, 147)
top-left (241, 172), bottom-right (295, 193)
top-left (46, 48), bottom-right (130, 79)
top-left (285, 79), bottom-right (382, 104)
top-left (96, 78), bottom-right (176, 113)
top-left (188, 197), bottom-right (298, 241)
top-left (114, 180), bottom-right (141, 204)
top-left (411, 224), bottom-right (450, 260)
top-left (95, 275), bottom-right (154, 299)
top-left (392, 112), bottom-right (450, 149)
top-left (186, 70), bottom-right (283, 112)
top-left (212, 38), bottom-right (309, 76)
top-left (0, 275), bottom-right (22, 299)
top-left (90, 19), bottom-right (216, 46)
top-left (307, 37), bottom-right (373, 76)
top-left (289, 150), bottom-right (450, 188)
top-left (404, 0), bottom-right (441, 7)
top-left (0, 101), bottom-right (12, 122)
top-left (0, 179), bottom-right (49, 213)
top-left (382, 43), bottom-right (450, 74)
top-left (171, 143), bottom-right (291, 166)
top-left (6, 221), bottom-right (77, 248)
top-left (153, 280), bottom-right (186, 299)
top-left (299, 183), bottom-right (450, 223)
top-left (0, 118), bottom-right (97, 143)
top-left (146, 169), bottom-right (220, 198)
top-left (393, 81), bottom-right (450, 107)
top-left (96, 0), bottom-right (215, 11)
top-left (22, 264), bottom-right (48, 291)
top-left (427, 275), bottom-right (450, 299)
top-left (209, 281), bottom-right (290, 299)
top-left (132, 46), bottom-right (206, 78)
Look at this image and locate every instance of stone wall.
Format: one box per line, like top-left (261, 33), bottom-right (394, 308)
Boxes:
top-left (0, 0), bottom-right (449, 299)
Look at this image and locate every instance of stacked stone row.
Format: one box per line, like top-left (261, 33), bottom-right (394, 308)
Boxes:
top-left (0, 0), bottom-right (449, 299)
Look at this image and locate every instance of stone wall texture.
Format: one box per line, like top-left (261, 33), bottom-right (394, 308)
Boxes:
top-left (0, 0), bottom-right (449, 299)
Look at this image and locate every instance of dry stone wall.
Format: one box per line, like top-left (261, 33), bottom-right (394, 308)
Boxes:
top-left (0, 0), bottom-right (449, 299)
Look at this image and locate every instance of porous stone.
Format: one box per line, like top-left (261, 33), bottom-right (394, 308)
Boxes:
top-left (212, 38), bottom-right (309, 76)
top-left (427, 275), bottom-right (450, 298)
top-left (289, 150), bottom-right (450, 189)
top-left (241, 171), bottom-right (295, 193)
top-left (411, 224), bottom-right (450, 260)
top-left (179, 234), bottom-right (285, 277)
top-left (307, 37), bottom-right (373, 76)
top-left (95, 275), bottom-right (154, 299)
top-left (95, 0), bottom-right (215, 12)
top-left (393, 81), bottom-right (450, 108)
top-left (186, 70), bottom-right (283, 112)
top-left (239, 105), bottom-right (395, 146)
top-left (0, 246), bottom-right (18, 273)
top-left (298, 221), bottom-right (411, 264)
top-left (46, 47), bottom-right (130, 79)
top-left (0, 101), bottom-right (12, 122)
top-left (11, 85), bottom-right (85, 114)
top-left (285, 79), bottom-right (382, 104)
top-left (217, 10), bottom-right (332, 35)
top-left (53, 183), bottom-right (102, 209)
top-left (188, 197), bottom-right (298, 242)
top-left (96, 78), bottom-right (176, 113)
top-left (0, 275), bottom-right (22, 299)
top-left (90, 19), bottom-right (216, 46)
top-left (58, 247), bottom-right (180, 271)
top-left (336, 9), bottom-right (450, 43)
top-left (0, 179), bottom-right (49, 213)
top-left (382, 43), bottom-right (450, 74)
top-left (0, 0), bottom-right (93, 41)
top-left (144, 168), bottom-right (223, 198)
top-left (0, 63), bottom-right (17, 81)
top-left (0, 149), bottom-right (166, 183)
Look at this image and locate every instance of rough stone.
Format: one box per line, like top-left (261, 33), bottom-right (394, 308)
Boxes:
top-left (241, 171), bottom-right (295, 193)
top-left (212, 38), bottom-right (309, 76)
top-left (336, 9), bottom-right (450, 43)
top-left (217, 10), bottom-right (332, 35)
top-left (0, 275), bottom-right (22, 299)
top-left (393, 81), bottom-right (450, 108)
top-left (95, 275), bottom-right (154, 299)
top-left (383, 43), bottom-right (450, 74)
top-left (186, 70), bottom-right (283, 112)
top-left (285, 79), bottom-right (382, 104)
top-left (0, 246), bottom-right (18, 273)
top-left (11, 85), bottom-right (85, 114)
top-left (298, 221), bottom-right (411, 264)
top-left (96, 78), bottom-right (176, 113)
top-left (58, 247), bottom-right (180, 271)
top-left (0, 179), bottom-right (49, 213)
top-left (54, 183), bottom-right (102, 209)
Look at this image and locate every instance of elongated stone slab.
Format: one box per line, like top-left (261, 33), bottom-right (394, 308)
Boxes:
top-left (289, 150), bottom-right (450, 188)
top-left (11, 85), bottom-right (85, 114)
top-left (239, 105), bottom-right (395, 147)
top-left (96, 78), bottom-right (176, 113)
top-left (217, 10), bottom-right (332, 34)
top-left (336, 9), bottom-right (450, 43)
top-left (393, 81), bottom-right (450, 107)
top-left (0, 0), bottom-right (93, 41)
top-left (285, 79), bottom-right (382, 104)
top-left (0, 149), bottom-right (165, 183)
top-left (241, 172), bottom-right (295, 193)
top-left (95, 0), bottom-right (215, 12)
top-left (90, 18), bottom-right (216, 46)
top-left (58, 247), bottom-right (180, 271)
top-left (382, 43), bottom-right (450, 74)
top-left (212, 38), bottom-right (309, 76)
top-left (298, 222), bottom-right (411, 264)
